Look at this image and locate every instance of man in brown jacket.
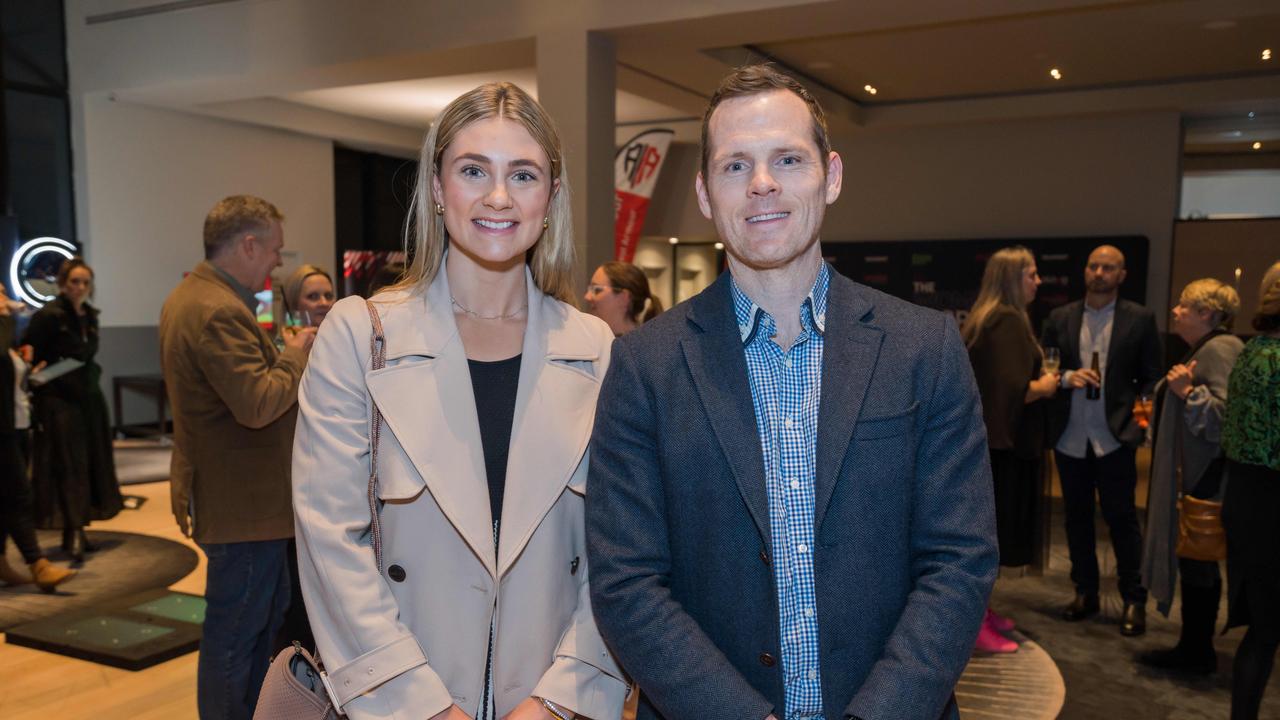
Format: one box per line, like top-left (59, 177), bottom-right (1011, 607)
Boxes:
top-left (159, 195), bottom-right (315, 720)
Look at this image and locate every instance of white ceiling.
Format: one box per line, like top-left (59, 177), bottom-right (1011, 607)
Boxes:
top-left (283, 68), bottom-right (693, 129)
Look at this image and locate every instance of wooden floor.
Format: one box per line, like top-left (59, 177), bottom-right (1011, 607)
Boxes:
top-left (0, 480), bottom-right (204, 720)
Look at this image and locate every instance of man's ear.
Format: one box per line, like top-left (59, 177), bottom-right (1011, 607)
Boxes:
top-left (825, 151), bottom-right (843, 205)
top-left (695, 172), bottom-right (713, 220)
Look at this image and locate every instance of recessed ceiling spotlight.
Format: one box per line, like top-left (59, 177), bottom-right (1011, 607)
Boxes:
top-left (808, 60), bottom-right (834, 70)
top-left (1203, 19), bottom-right (1237, 30)
top-left (714, 242), bottom-right (725, 250)
top-left (1049, 68), bottom-right (1063, 80)
top-left (669, 237), bottom-right (679, 245)
top-left (1264, 49), bottom-right (1273, 61)
top-left (1249, 111), bottom-right (1256, 118)
top-left (1253, 141), bottom-right (1263, 150)
top-left (863, 84), bottom-right (878, 95)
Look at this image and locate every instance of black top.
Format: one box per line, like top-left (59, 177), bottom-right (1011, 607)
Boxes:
top-left (468, 354), bottom-right (522, 534)
top-left (22, 293), bottom-right (102, 402)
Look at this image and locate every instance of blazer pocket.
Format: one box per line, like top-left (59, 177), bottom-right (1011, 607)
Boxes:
top-left (853, 402), bottom-right (919, 440)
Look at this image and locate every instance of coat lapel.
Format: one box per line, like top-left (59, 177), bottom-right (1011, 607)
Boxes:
top-left (364, 268), bottom-right (497, 576)
top-left (1106, 300), bottom-right (1134, 390)
top-left (1066, 301), bottom-right (1084, 368)
top-left (497, 274), bottom-right (603, 577)
top-left (681, 274), bottom-right (772, 546)
top-left (813, 273), bottom-right (884, 533)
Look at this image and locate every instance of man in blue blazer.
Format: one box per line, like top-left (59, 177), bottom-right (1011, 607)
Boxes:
top-left (587, 65), bottom-right (998, 720)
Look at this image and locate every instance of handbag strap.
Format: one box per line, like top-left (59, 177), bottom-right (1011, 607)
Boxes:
top-left (365, 300), bottom-right (387, 573)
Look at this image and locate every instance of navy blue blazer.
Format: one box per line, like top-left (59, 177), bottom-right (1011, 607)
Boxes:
top-left (587, 267), bottom-right (998, 720)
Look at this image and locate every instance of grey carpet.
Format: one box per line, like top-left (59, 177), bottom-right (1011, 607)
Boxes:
top-left (989, 499), bottom-right (1280, 719)
top-left (0, 530), bottom-right (198, 631)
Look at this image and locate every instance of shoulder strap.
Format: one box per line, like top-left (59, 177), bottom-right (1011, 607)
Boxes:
top-left (365, 300), bottom-right (387, 573)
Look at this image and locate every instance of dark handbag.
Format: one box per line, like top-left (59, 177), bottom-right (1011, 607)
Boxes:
top-left (1175, 495), bottom-right (1227, 562)
top-left (253, 300), bottom-right (390, 719)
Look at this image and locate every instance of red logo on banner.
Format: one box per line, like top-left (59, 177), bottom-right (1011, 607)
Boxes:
top-left (614, 129), bottom-right (674, 263)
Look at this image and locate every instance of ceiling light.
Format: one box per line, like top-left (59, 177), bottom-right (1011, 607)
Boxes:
top-left (863, 84), bottom-right (878, 95)
top-left (668, 237), bottom-right (679, 245)
top-left (1253, 141), bottom-right (1263, 150)
top-left (1248, 111), bottom-right (1256, 118)
top-left (1264, 49), bottom-right (1273, 61)
top-left (1049, 68), bottom-right (1062, 80)
top-left (714, 242), bottom-right (725, 250)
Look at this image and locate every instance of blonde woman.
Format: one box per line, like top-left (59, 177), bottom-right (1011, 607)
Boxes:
top-left (292, 83), bottom-right (626, 720)
top-left (962, 246), bottom-right (1059, 652)
top-left (282, 264), bottom-right (335, 327)
top-left (1139, 278), bottom-right (1243, 675)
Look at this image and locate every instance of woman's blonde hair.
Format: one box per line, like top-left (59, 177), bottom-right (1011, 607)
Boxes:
top-left (961, 246), bottom-right (1037, 349)
top-left (1178, 277), bottom-right (1241, 330)
top-left (282, 264), bottom-right (332, 315)
top-left (390, 82), bottom-right (575, 303)
top-left (1254, 260), bottom-right (1280, 333)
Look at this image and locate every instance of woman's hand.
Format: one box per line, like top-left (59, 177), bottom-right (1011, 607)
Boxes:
top-left (501, 697), bottom-right (560, 720)
top-left (1166, 360), bottom-right (1197, 400)
top-left (1028, 372), bottom-right (1060, 401)
top-left (430, 705), bottom-right (474, 720)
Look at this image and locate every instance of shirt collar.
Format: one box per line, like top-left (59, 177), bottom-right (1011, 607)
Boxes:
top-left (731, 263), bottom-right (830, 346)
top-left (208, 262), bottom-right (259, 313)
top-left (1084, 298), bottom-right (1117, 316)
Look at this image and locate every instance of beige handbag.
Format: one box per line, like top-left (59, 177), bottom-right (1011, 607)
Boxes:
top-left (253, 300), bottom-right (389, 720)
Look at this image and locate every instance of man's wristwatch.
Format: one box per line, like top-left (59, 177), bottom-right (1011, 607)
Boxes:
top-left (538, 697), bottom-right (574, 720)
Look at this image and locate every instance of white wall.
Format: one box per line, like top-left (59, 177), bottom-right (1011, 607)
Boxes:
top-left (1181, 171), bottom-right (1280, 220)
top-left (80, 95), bottom-right (335, 327)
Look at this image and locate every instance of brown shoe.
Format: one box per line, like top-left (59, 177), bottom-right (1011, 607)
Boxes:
top-left (0, 556), bottom-right (33, 586)
top-left (29, 558), bottom-right (77, 592)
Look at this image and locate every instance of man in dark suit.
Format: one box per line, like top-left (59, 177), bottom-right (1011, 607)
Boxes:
top-left (1040, 244), bottom-right (1162, 636)
top-left (586, 65), bottom-right (997, 720)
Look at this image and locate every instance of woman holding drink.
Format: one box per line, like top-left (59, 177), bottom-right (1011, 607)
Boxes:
top-left (962, 246), bottom-right (1059, 652)
top-left (1139, 278), bottom-right (1243, 675)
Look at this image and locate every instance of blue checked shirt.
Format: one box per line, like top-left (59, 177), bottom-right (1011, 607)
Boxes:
top-left (732, 264), bottom-right (829, 720)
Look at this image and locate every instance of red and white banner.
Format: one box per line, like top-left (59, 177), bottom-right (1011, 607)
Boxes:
top-left (614, 129), bottom-right (674, 263)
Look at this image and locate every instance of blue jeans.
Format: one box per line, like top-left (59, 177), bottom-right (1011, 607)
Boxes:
top-left (197, 539), bottom-right (291, 720)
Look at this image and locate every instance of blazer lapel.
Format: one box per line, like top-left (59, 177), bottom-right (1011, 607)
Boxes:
top-left (681, 274), bottom-right (771, 546)
top-left (498, 273), bottom-right (603, 577)
top-left (364, 268), bottom-right (497, 576)
top-left (1106, 300), bottom-right (1134, 389)
top-left (1066, 301), bottom-right (1084, 369)
top-left (813, 273), bottom-right (884, 533)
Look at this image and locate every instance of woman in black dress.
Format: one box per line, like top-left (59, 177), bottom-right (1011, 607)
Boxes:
top-left (23, 257), bottom-right (122, 562)
top-left (962, 246), bottom-right (1060, 652)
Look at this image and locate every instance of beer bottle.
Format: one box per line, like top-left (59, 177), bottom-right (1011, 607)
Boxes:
top-left (1086, 351), bottom-right (1101, 400)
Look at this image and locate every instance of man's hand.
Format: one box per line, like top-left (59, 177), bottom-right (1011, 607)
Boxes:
top-left (1066, 368), bottom-right (1100, 389)
top-left (501, 697), bottom-right (557, 720)
top-left (1166, 360), bottom-right (1197, 400)
top-left (430, 705), bottom-right (474, 720)
top-left (283, 326), bottom-right (317, 353)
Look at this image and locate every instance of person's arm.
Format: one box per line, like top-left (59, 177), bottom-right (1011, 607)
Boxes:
top-left (292, 299), bottom-right (451, 720)
top-left (1181, 340), bottom-right (1242, 443)
top-left (20, 308), bottom-right (57, 366)
top-left (587, 338), bottom-right (775, 720)
top-left (845, 314), bottom-right (999, 720)
top-left (196, 305), bottom-right (309, 429)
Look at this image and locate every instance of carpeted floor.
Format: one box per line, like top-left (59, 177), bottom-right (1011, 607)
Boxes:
top-left (991, 498), bottom-right (1280, 719)
top-left (0, 529), bottom-right (199, 631)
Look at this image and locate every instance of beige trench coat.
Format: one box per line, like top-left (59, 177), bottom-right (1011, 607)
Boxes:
top-left (292, 264), bottom-right (626, 720)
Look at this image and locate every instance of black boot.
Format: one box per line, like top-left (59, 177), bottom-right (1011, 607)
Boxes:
top-left (78, 528), bottom-right (98, 554)
top-left (1139, 577), bottom-right (1219, 674)
top-left (64, 529), bottom-right (85, 564)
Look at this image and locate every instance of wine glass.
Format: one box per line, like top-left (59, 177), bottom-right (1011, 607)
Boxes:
top-left (1042, 347), bottom-right (1061, 375)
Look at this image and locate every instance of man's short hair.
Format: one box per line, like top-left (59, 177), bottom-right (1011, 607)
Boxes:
top-left (203, 195), bottom-right (284, 260)
top-left (700, 64), bottom-right (831, 178)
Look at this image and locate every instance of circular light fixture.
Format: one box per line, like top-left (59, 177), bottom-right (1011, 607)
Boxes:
top-left (668, 237), bottom-right (679, 245)
top-left (1253, 141), bottom-right (1263, 150)
top-left (1049, 68), bottom-right (1063, 80)
top-left (714, 242), bottom-right (725, 251)
top-left (9, 237), bottom-right (76, 308)
top-left (1264, 49), bottom-right (1273, 61)
top-left (863, 84), bottom-right (878, 95)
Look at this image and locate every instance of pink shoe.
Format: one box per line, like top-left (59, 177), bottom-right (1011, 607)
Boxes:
top-left (986, 608), bottom-right (1015, 633)
top-left (974, 619), bottom-right (1018, 653)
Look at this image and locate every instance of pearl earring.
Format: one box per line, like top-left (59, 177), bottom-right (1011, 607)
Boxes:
top-left (543, 217), bottom-right (549, 230)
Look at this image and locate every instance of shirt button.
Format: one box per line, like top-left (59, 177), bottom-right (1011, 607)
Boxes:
top-left (797, 543), bottom-right (808, 554)
top-left (790, 478), bottom-right (800, 490)
top-left (808, 669), bottom-right (818, 680)
top-left (805, 607), bottom-right (815, 617)
top-left (783, 356), bottom-right (792, 368)
top-left (784, 417), bottom-right (795, 429)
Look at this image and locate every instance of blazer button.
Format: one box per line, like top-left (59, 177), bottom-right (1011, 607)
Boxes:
top-left (388, 564), bottom-right (406, 582)
top-left (759, 549), bottom-right (770, 565)
top-left (570, 556), bottom-right (580, 575)
top-left (759, 652), bottom-right (776, 667)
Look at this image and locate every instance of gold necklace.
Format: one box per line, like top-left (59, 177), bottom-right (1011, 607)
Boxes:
top-left (450, 295), bottom-right (527, 321)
